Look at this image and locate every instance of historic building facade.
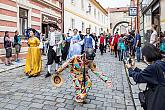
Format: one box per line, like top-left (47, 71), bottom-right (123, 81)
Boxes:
top-left (0, 0), bottom-right (64, 62)
top-left (139, 0), bottom-right (164, 43)
top-left (107, 7), bottom-right (132, 35)
top-left (64, 0), bottom-right (108, 35)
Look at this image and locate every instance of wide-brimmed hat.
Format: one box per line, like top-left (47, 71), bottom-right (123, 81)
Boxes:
top-left (51, 74), bottom-right (64, 87)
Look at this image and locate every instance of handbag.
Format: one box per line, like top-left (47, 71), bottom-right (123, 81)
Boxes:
top-left (138, 86), bottom-right (148, 110)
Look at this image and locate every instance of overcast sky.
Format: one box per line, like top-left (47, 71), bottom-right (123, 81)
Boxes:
top-left (97, 0), bottom-right (130, 8)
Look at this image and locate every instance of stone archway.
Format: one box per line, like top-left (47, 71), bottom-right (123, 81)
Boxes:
top-left (113, 21), bottom-right (129, 35)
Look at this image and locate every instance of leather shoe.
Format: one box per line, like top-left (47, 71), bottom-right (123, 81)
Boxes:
top-left (45, 72), bottom-right (51, 78)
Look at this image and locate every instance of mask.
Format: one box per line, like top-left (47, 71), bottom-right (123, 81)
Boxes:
top-left (85, 48), bottom-right (96, 60)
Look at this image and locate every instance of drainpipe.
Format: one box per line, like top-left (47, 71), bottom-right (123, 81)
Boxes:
top-left (61, 0), bottom-right (64, 33)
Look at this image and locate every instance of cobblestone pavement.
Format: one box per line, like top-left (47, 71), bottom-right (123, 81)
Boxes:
top-left (0, 52), bottom-right (135, 110)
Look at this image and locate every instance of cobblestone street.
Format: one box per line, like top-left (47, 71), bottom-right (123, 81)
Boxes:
top-left (0, 52), bottom-right (135, 110)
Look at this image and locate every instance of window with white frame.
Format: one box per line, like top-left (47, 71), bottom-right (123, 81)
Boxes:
top-left (110, 23), bottom-right (112, 29)
top-left (19, 8), bottom-right (28, 35)
top-left (71, 0), bottom-right (74, 4)
top-left (81, 0), bottom-right (84, 9)
top-left (71, 18), bottom-right (75, 29)
top-left (95, 26), bottom-right (97, 33)
top-left (98, 11), bottom-right (100, 20)
top-left (94, 8), bottom-right (96, 18)
top-left (82, 22), bottom-right (85, 32)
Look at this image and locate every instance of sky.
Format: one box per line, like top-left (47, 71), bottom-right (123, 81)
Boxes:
top-left (97, 0), bottom-right (130, 8)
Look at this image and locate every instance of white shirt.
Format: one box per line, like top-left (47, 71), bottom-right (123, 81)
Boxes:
top-left (48, 31), bottom-right (62, 46)
top-left (150, 30), bottom-right (158, 46)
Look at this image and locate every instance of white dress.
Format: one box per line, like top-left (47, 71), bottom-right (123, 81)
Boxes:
top-left (67, 35), bottom-right (82, 59)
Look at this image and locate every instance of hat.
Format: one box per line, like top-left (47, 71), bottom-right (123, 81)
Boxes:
top-left (51, 74), bottom-right (64, 87)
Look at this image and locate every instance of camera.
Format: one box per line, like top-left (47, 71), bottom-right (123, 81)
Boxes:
top-left (123, 57), bottom-right (132, 64)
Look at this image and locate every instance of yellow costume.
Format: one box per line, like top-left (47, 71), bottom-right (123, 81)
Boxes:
top-left (24, 37), bottom-right (42, 76)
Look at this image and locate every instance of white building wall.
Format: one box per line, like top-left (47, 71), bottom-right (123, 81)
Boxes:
top-left (64, 0), bottom-right (108, 36)
top-left (109, 11), bottom-right (131, 34)
top-left (160, 0), bottom-right (165, 31)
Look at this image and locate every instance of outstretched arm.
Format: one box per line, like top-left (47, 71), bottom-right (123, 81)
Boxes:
top-left (56, 60), bottom-right (70, 74)
top-left (90, 62), bottom-right (110, 82)
top-left (56, 58), bottom-right (74, 74)
top-left (90, 62), bottom-right (112, 87)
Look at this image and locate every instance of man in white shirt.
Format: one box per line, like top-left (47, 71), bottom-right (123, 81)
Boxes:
top-left (45, 24), bottom-right (63, 78)
top-left (150, 25), bottom-right (158, 46)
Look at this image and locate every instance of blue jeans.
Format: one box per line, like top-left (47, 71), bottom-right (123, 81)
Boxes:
top-left (136, 47), bottom-right (141, 62)
top-left (118, 50), bottom-right (124, 61)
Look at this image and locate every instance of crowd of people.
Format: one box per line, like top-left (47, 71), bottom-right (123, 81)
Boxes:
top-left (3, 24), bottom-right (165, 67)
top-left (2, 23), bottom-right (165, 106)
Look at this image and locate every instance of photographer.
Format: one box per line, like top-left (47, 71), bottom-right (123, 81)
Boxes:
top-left (125, 43), bottom-right (165, 110)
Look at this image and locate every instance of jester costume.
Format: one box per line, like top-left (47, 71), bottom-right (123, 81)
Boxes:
top-left (56, 55), bottom-right (110, 102)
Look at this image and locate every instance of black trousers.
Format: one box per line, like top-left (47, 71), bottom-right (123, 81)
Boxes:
top-left (47, 46), bottom-right (60, 65)
top-left (62, 42), bottom-right (70, 60)
top-left (100, 44), bottom-right (104, 55)
top-left (114, 44), bottom-right (118, 57)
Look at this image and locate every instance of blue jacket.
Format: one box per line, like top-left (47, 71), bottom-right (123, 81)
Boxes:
top-left (128, 60), bottom-right (165, 87)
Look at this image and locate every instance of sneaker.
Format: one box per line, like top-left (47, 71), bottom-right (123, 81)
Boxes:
top-left (45, 72), bottom-right (51, 78)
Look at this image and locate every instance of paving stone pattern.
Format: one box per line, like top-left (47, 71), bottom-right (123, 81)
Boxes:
top-left (0, 52), bottom-right (135, 110)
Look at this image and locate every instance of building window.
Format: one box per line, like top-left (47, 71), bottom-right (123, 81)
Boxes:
top-left (19, 8), bottom-right (28, 35)
top-left (94, 8), bottom-right (96, 18)
top-left (82, 22), bottom-right (84, 32)
top-left (71, 0), bottom-right (74, 4)
top-left (71, 18), bottom-right (75, 29)
top-left (81, 0), bottom-right (84, 9)
top-left (95, 26), bottom-right (97, 33)
top-left (110, 23), bottom-right (112, 29)
top-left (89, 24), bottom-right (91, 29)
top-left (98, 11), bottom-right (100, 20)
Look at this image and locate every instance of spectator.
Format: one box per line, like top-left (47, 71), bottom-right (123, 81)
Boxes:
top-left (126, 43), bottom-right (165, 110)
top-left (128, 32), bottom-right (134, 57)
top-left (92, 33), bottom-right (98, 53)
top-left (110, 35), bottom-right (115, 55)
top-left (14, 30), bottom-right (21, 62)
top-left (134, 31), bottom-right (141, 62)
top-left (150, 24), bottom-right (158, 47)
top-left (99, 33), bottom-right (105, 55)
top-left (117, 34), bottom-right (125, 61)
top-left (160, 31), bottom-right (165, 54)
top-left (4, 31), bottom-right (13, 66)
top-left (113, 32), bottom-right (120, 57)
top-left (107, 33), bottom-right (111, 52)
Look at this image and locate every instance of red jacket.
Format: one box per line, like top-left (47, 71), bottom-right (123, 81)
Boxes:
top-left (113, 35), bottom-right (120, 45)
top-left (100, 36), bottom-right (104, 44)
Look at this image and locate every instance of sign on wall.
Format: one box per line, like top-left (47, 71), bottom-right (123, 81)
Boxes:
top-left (129, 7), bottom-right (137, 16)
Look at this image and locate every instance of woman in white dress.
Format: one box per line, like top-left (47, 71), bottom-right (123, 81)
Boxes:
top-left (67, 29), bottom-right (82, 59)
